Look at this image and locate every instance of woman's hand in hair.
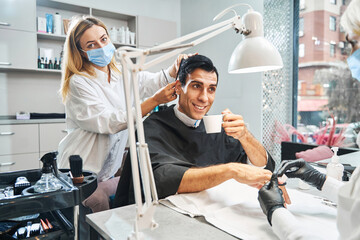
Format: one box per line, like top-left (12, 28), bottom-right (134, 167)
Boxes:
top-left (153, 80), bottom-right (178, 105)
top-left (169, 53), bottom-right (198, 78)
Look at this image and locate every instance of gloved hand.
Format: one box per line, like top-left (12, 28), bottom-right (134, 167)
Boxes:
top-left (277, 159), bottom-right (326, 190)
top-left (258, 174), bottom-right (285, 226)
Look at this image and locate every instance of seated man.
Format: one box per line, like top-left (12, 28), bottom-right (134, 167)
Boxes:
top-left (114, 55), bottom-right (275, 205)
top-left (145, 55), bottom-right (274, 198)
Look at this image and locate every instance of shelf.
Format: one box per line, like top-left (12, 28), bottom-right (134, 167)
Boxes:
top-left (113, 42), bottom-right (136, 48)
top-left (91, 8), bottom-right (135, 21)
top-left (36, 0), bottom-right (89, 15)
top-left (0, 67), bottom-right (61, 74)
top-left (36, 68), bottom-right (62, 73)
top-left (37, 32), bottom-right (66, 41)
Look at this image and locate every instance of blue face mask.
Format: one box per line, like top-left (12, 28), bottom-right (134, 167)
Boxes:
top-left (347, 48), bottom-right (360, 82)
top-left (85, 42), bottom-right (115, 67)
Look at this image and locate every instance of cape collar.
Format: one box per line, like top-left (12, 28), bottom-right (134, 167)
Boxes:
top-left (173, 103), bottom-right (201, 128)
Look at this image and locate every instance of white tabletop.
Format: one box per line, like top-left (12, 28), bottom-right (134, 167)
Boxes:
top-left (86, 203), bottom-right (239, 240)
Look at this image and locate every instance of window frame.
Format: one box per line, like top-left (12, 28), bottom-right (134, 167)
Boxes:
top-left (299, 43), bottom-right (305, 57)
top-left (329, 16), bottom-right (337, 31)
top-left (299, 17), bottom-right (304, 36)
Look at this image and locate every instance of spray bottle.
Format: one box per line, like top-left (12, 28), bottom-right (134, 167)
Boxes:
top-left (326, 147), bottom-right (344, 181)
top-left (33, 152), bottom-right (62, 193)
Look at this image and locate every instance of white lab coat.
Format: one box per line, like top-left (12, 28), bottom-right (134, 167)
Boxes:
top-left (57, 65), bottom-right (173, 181)
top-left (271, 166), bottom-right (360, 240)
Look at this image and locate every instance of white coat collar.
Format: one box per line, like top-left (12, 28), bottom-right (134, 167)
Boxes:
top-left (173, 102), bottom-right (201, 128)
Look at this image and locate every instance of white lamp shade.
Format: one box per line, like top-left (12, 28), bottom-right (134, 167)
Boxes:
top-left (228, 36), bottom-right (283, 74)
top-left (228, 9), bottom-right (283, 74)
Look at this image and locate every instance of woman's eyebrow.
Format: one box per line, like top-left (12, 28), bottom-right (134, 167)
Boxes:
top-left (85, 34), bottom-right (107, 45)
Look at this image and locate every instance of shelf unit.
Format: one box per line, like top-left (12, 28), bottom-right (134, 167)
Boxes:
top-left (0, 0), bottom-right (138, 73)
top-left (35, 0), bottom-right (137, 72)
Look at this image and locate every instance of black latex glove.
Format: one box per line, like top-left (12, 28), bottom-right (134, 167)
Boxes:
top-left (258, 174), bottom-right (285, 226)
top-left (277, 159), bottom-right (326, 190)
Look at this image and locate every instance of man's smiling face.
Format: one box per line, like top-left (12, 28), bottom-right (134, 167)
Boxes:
top-left (176, 68), bottom-right (218, 120)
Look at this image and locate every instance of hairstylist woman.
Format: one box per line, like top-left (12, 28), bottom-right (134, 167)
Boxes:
top-left (257, 2), bottom-right (360, 239)
top-left (57, 16), bottom-right (186, 212)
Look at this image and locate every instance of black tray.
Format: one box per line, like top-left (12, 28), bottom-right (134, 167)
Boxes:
top-left (0, 169), bottom-right (97, 221)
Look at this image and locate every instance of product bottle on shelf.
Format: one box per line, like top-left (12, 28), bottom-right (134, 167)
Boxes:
top-left (40, 57), bottom-right (45, 69)
top-left (49, 59), bottom-right (53, 69)
top-left (54, 57), bottom-right (58, 70)
top-left (54, 12), bottom-right (62, 35)
top-left (125, 27), bottom-right (130, 44)
top-left (44, 57), bottom-right (48, 69)
top-left (37, 56), bottom-right (41, 68)
top-left (120, 26), bottom-right (125, 43)
top-left (58, 57), bottom-right (61, 70)
top-left (110, 26), bottom-right (118, 42)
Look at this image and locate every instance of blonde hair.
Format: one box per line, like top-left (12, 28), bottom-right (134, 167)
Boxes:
top-left (60, 15), bottom-right (120, 102)
top-left (340, 0), bottom-right (360, 36)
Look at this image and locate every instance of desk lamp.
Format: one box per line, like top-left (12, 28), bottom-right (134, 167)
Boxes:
top-left (115, 3), bottom-right (283, 240)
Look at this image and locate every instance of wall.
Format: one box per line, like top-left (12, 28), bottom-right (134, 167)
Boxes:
top-left (57, 0), bottom-right (181, 36)
top-left (180, 0), bottom-right (264, 140)
top-left (0, 0), bottom-right (181, 117)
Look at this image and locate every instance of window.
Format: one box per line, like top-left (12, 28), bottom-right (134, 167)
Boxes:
top-left (300, 0), bottom-right (305, 10)
top-left (299, 17), bottom-right (304, 36)
top-left (329, 16), bottom-right (336, 31)
top-left (299, 44), bottom-right (305, 57)
top-left (330, 0), bottom-right (337, 4)
top-left (296, 0), bottom-right (360, 148)
top-left (330, 43), bottom-right (336, 57)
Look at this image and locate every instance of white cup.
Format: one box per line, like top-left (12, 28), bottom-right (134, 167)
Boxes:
top-left (203, 114), bottom-right (223, 134)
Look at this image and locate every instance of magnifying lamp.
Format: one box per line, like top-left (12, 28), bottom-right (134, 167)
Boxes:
top-left (115, 3), bottom-right (283, 240)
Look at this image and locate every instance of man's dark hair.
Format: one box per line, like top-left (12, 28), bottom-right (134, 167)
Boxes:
top-left (176, 55), bottom-right (219, 86)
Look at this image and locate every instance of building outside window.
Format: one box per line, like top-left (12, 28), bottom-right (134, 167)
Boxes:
top-left (330, 0), bottom-right (337, 5)
top-left (299, 17), bottom-right (304, 37)
top-left (297, 0), bottom-right (360, 148)
top-left (300, 0), bottom-right (305, 10)
top-left (330, 43), bottom-right (336, 57)
top-left (329, 16), bottom-right (336, 31)
top-left (299, 44), bottom-right (305, 57)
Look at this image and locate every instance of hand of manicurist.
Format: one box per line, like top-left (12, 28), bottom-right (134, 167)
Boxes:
top-left (258, 174), bottom-right (285, 225)
top-left (153, 80), bottom-right (178, 104)
top-left (221, 109), bottom-right (247, 140)
top-left (169, 53), bottom-right (198, 78)
top-left (277, 159), bottom-right (326, 190)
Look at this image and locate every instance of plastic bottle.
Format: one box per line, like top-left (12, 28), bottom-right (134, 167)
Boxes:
top-left (125, 27), bottom-right (130, 44)
top-left (109, 26), bottom-right (118, 42)
top-left (49, 59), bottom-right (53, 69)
top-left (54, 12), bottom-right (62, 35)
top-left (120, 26), bottom-right (125, 43)
top-left (37, 56), bottom-right (41, 68)
top-left (326, 147), bottom-right (344, 181)
top-left (34, 152), bottom-right (62, 193)
top-left (40, 57), bottom-right (45, 69)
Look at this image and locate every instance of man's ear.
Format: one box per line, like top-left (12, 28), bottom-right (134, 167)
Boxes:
top-left (175, 81), bottom-right (182, 95)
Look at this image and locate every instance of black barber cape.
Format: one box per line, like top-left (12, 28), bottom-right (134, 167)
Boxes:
top-left (113, 105), bottom-right (275, 207)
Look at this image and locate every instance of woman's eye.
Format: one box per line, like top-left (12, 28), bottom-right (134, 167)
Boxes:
top-left (193, 84), bottom-right (200, 89)
top-left (102, 37), bottom-right (108, 42)
top-left (87, 43), bottom-right (95, 49)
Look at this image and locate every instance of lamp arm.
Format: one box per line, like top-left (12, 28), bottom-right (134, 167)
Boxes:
top-left (145, 17), bottom-right (236, 53)
top-left (213, 3), bottom-right (253, 21)
top-left (116, 15), bottom-right (243, 72)
top-left (140, 17), bottom-right (240, 71)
